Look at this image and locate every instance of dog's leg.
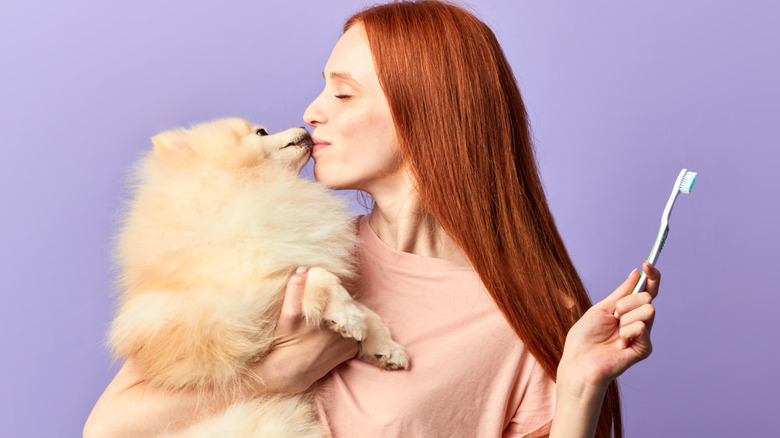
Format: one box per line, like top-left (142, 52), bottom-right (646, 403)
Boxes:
top-left (300, 267), bottom-right (409, 370)
top-left (352, 302), bottom-right (409, 370)
top-left (300, 267), bottom-right (367, 341)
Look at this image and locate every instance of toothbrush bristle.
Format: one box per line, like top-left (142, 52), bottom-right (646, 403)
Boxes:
top-left (679, 171), bottom-right (697, 194)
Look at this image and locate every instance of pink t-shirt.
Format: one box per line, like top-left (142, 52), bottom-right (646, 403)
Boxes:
top-left (316, 216), bottom-right (555, 437)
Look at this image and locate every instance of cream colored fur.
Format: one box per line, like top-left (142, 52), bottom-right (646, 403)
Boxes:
top-left (109, 118), bottom-right (408, 436)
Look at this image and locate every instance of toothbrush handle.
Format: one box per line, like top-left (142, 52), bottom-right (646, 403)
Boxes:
top-left (647, 225), bottom-right (669, 267)
top-left (630, 224), bottom-right (667, 295)
top-left (631, 272), bottom-right (648, 295)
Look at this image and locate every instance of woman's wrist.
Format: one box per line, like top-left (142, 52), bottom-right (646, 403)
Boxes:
top-left (549, 356), bottom-right (610, 438)
top-left (556, 354), bottom-right (610, 401)
top-left (251, 353), bottom-right (310, 396)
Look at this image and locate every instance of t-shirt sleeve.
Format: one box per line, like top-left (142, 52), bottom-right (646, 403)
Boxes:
top-left (502, 361), bottom-right (556, 438)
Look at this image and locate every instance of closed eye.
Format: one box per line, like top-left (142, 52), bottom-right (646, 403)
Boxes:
top-left (256, 128), bottom-right (269, 136)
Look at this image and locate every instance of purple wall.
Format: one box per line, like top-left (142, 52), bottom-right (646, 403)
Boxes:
top-left (1, 1), bottom-right (776, 436)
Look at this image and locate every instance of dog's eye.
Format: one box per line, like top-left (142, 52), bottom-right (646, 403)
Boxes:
top-left (256, 128), bottom-right (269, 136)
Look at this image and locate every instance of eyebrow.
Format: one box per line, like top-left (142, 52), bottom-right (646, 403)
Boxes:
top-left (323, 71), bottom-right (361, 87)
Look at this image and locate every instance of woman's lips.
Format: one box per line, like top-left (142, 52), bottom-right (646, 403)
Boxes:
top-left (312, 138), bottom-right (331, 156)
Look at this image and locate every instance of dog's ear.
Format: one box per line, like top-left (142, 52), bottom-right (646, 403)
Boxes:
top-left (151, 129), bottom-right (193, 153)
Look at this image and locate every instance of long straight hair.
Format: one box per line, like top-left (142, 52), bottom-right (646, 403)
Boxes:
top-left (346, 2), bottom-right (622, 436)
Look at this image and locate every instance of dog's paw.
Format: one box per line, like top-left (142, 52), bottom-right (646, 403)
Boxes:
top-left (324, 303), bottom-right (367, 342)
top-left (364, 341), bottom-right (409, 370)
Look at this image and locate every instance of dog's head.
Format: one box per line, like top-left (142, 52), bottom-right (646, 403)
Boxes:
top-left (150, 118), bottom-right (313, 174)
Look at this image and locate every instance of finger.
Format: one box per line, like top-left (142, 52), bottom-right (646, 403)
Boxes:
top-left (332, 336), bottom-right (360, 363)
top-left (321, 327), bottom-right (361, 360)
top-left (619, 303), bottom-right (656, 333)
top-left (614, 292), bottom-right (653, 319)
top-left (619, 320), bottom-right (653, 359)
top-left (301, 334), bottom-right (360, 385)
top-left (278, 267), bottom-right (308, 330)
top-left (599, 269), bottom-right (641, 311)
top-left (643, 261), bottom-right (661, 299)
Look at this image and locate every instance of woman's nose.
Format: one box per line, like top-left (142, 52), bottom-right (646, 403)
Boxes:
top-left (303, 94), bottom-right (326, 127)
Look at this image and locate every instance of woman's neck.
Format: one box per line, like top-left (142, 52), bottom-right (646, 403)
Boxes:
top-left (366, 181), bottom-right (470, 267)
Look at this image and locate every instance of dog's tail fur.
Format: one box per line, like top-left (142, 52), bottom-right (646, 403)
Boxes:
top-left (108, 281), bottom-right (284, 392)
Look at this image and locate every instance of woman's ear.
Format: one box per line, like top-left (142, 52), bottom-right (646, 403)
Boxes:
top-left (151, 129), bottom-right (192, 153)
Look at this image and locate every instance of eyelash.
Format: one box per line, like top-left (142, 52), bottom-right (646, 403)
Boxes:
top-left (335, 94), bottom-right (352, 100)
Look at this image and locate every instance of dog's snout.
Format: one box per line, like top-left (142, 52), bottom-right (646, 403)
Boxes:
top-left (284, 131), bottom-right (313, 149)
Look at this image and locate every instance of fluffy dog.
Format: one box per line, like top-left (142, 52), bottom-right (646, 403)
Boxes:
top-left (109, 118), bottom-right (408, 436)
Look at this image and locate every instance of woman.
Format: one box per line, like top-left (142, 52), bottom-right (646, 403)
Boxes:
top-left (85, 2), bottom-right (659, 437)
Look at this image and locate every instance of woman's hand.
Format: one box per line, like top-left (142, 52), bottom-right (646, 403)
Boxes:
top-left (252, 268), bottom-right (360, 395)
top-left (550, 262), bottom-right (660, 438)
top-left (558, 261), bottom-right (660, 395)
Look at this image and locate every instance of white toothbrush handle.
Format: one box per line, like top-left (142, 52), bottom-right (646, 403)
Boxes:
top-left (631, 272), bottom-right (648, 295)
top-left (629, 223), bottom-right (668, 295)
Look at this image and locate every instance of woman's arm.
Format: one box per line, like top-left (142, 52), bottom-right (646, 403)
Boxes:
top-left (84, 270), bottom-right (358, 438)
top-left (83, 359), bottom-right (230, 438)
top-left (550, 261), bottom-right (660, 438)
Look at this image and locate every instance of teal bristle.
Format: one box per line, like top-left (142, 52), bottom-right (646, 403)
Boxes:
top-left (680, 171), bottom-right (697, 194)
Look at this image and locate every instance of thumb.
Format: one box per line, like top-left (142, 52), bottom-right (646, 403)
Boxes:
top-left (598, 269), bottom-right (640, 310)
top-left (278, 266), bottom-right (308, 330)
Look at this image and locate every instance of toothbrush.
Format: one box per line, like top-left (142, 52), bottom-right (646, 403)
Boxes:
top-left (630, 168), bottom-right (697, 294)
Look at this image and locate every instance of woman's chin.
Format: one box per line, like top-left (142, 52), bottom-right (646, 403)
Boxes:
top-left (312, 169), bottom-right (342, 190)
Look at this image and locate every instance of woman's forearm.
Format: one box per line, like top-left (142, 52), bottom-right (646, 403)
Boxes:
top-left (83, 361), bottom-right (230, 438)
top-left (548, 368), bottom-right (607, 438)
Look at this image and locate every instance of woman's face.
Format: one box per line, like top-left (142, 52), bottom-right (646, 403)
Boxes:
top-left (303, 24), bottom-right (402, 192)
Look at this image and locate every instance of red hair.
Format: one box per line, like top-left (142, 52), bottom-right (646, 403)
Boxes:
top-left (346, 1), bottom-right (622, 436)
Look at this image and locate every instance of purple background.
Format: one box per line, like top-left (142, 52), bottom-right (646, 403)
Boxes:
top-left (1, 1), bottom-right (777, 436)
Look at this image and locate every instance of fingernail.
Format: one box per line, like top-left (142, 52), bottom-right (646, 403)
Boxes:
top-left (630, 268), bottom-right (638, 276)
top-left (296, 266), bottom-right (308, 275)
top-left (644, 260), bottom-right (653, 268)
top-left (619, 339), bottom-right (625, 349)
top-left (613, 310), bottom-right (620, 319)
